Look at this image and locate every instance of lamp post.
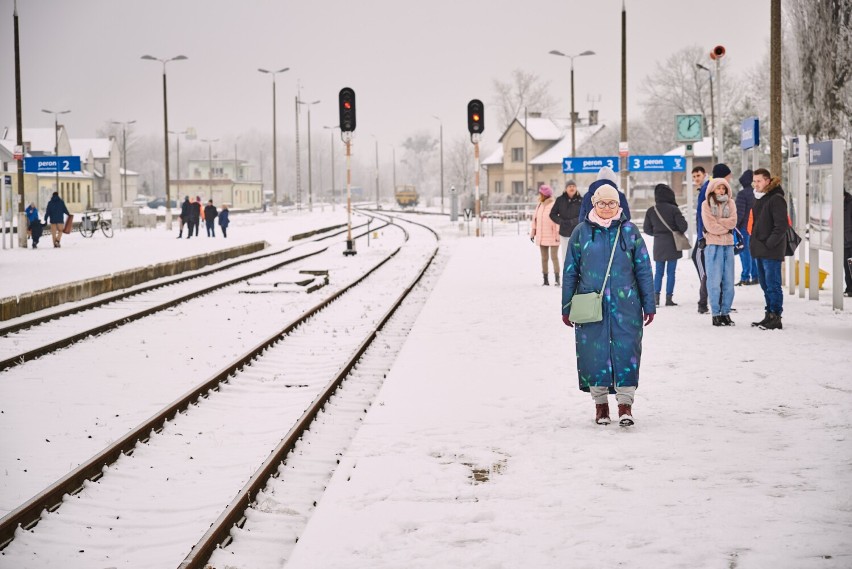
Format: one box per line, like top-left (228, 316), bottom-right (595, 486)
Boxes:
top-left (168, 129), bottom-right (189, 205)
top-left (41, 108), bottom-right (71, 206)
top-left (111, 120), bottom-right (136, 210)
top-left (432, 115), bottom-right (444, 213)
top-left (297, 99), bottom-right (320, 212)
top-left (392, 146), bottom-right (397, 189)
top-left (371, 134), bottom-right (379, 208)
top-left (258, 67), bottom-right (289, 215)
top-left (696, 63), bottom-right (717, 164)
top-left (200, 138), bottom-right (219, 199)
top-left (323, 125), bottom-right (339, 211)
top-left (548, 49), bottom-right (595, 158)
top-left (141, 54), bottom-right (187, 230)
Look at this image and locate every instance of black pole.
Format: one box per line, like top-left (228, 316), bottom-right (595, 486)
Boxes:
top-left (14, 0), bottom-right (25, 248)
top-left (272, 77), bottom-right (278, 214)
top-left (163, 69), bottom-right (172, 229)
top-left (620, 0), bottom-right (628, 194)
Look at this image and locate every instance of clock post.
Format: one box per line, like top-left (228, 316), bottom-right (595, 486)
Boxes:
top-left (675, 113), bottom-right (704, 245)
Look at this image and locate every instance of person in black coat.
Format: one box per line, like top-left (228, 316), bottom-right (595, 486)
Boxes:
top-left (735, 170), bottom-right (758, 285)
top-left (750, 169), bottom-right (788, 329)
top-left (643, 183), bottom-right (689, 306)
top-left (549, 180), bottom-right (583, 266)
top-left (843, 189), bottom-right (852, 296)
top-left (43, 192), bottom-right (70, 248)
top-left (204, 200), bottom-right (218, 237)
top-left (187, 196), bottom-right (201, 239)
top-left (178, 196), bottom-right (191, 238)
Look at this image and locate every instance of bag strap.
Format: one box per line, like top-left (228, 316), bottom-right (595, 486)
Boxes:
top-left (650, 205), bottom-right (679, 234)
top-left (599, 224), bottom-right (622, 294)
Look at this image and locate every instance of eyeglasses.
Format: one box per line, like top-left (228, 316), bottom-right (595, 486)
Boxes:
top-left (594, 200), bottom-right (619, 210)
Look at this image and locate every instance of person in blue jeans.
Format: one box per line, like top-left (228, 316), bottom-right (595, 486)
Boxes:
top-left (735, 169), bottom-right (759, 285)
top-left (749, 169), bottom-right (788, 330)
top-left (701, 178), bottom-right (738, 326)
top-left (643, 183), bottom-right (688, 306)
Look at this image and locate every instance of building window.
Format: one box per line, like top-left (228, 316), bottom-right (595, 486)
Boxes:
top-left (511, 148), bottom-right (524, 162)
top-left (512, 181), bottom-right (524, 194)
top-left (494, 181), bottom-right (503, 194)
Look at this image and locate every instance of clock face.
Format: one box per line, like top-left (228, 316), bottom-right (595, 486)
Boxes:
top-left (676, 114), bottom-right (703, 142)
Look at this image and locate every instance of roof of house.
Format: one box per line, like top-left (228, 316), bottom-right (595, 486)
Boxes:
top-left (499, 117), bottom-right (569, 143)
top-left (2, 128), bottom-right (59, 153)
top-left (665, 136), bottom-right (714, 158)
top-left (71, 138), bottom-right (114, 160)
top-left (482, 146), bottom-right (503, 166)
top-left (530, 124), bottom-right (606, 165)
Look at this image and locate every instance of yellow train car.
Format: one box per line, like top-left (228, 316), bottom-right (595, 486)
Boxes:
top-left (394, 185), bottom-right (418, 208)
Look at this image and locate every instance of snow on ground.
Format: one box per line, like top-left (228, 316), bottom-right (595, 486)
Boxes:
top-left (284, 221), bottom-right (852, 569)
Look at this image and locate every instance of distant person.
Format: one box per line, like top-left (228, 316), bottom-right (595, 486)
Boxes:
top-left (44, 191), bottom-right (70, 248)
top-left (204, 200), bottom-right (218, 237)
top-left (844, 188), bottom-right (852, 297)
top-left (219, 204), bottom-right (230, 238)
top-left (561, 183), bottom-right (655, 426)
top-left (735, 169), bottom-right (758, 285)
top-left (178, 196), bottom-right (191, 238)
top-left (25, 202), bottom-right (43, 249)
top-left (530, 185), bottom-right (560, 286)
top-left (577, 166), bottom-right (631, 221)
top-left (187, 196), bottom-right (201, 238)
top-left (750, 168), bottom-right (788, 330)
top-left (701, 178), bottom-right (738, 326)
top-left (690, 166), bottom-right (709, 313)
top-left (643, 183), bottom-right (688, 306)
top-left (549, 180), bottom-right (583, 267)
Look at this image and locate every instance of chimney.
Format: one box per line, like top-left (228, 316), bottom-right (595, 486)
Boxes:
top-left (589, 110), bottom-right (599, 126)
top-left (529, 111), bottom-right (543, 118)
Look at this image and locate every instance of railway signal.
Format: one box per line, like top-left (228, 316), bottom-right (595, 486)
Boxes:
top-left (339, 87), bottom-right (356, 133)
top-left (339, 87), bottom-right (357, 256)
top-left (467, 99), bottom-right (484, 136)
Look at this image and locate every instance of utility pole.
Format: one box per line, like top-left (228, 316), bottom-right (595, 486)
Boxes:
top-left (14, 0), bottom-right (26, 247)
top-left (770, 0), bottom-right (782, 176)
top-left (620, 0), bottom-right (628, 194)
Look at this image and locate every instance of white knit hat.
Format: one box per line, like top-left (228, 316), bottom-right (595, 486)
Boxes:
top-left (591, 184), bottom-right (620, 204)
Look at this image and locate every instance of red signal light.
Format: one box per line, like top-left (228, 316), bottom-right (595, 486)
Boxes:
top-left (344, 101), bottom-right (351, 110)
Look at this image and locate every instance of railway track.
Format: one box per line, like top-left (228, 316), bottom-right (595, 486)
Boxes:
top-left (0, 215), bottom-right (440, 569)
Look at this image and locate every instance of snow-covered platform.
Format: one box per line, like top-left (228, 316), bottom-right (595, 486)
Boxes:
top-left (286, 233), bottom-right (852, 568)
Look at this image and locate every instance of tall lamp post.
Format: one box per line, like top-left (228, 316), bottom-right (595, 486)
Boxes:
top-left (297, 99), bottom-right (320, 212)
top-left (111, 119), bottom-right (136, 210)
top-left (370, 134), bottom-right (379, 208)
top-left (323, 125), bottom-right (339, 211)
top-left (258, 67), bottom-right (289, 215)
top-left (548, 49), bottom-right (595, 157)
top-left (141, 54), bottom-right (187, 230)
top-left (41, 108), bottom-right (71, 205)
top-left (696, 63), bottom-right (717, 165)
top-left (168, 129), bottom-right (189, 202)
top-left (432, 115), bottom-right (444, 213)
top-left (200, 138), bottom-right (219, 198)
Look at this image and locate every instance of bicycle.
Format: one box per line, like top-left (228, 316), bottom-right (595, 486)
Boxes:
top-left (79, 210), bottom-right (114, 238)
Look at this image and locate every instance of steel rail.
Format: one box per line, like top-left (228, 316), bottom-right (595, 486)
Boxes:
top-left (0, 217), bottom-right (406, 550)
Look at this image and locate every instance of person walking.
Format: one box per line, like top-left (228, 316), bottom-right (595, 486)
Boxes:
top-left (204, 199), bottom-right (218, 237)
top-left (643, 183), bottom-right (689, 307)
top-left (549, 180), bottom-right (583, 268)
top-left (178, 196), bottom-right (191, 238)
top-left (219, 204), bottom-right (230, 238)
top-left (750, 168), bottom-right (788, 330)
top-left (561, 182), bottom-right (656, 426)
top-left (43, 192), bottom-right (70, 248)
top-left (25, 202), bottom-right (43, 249)
top-left (690, 166), bottom-right (709, 313)
top-left (701, 177), bottom-right (738, 326)
top-left (530, 185), bottom-right (561, 286)
top-left (735, 169), bottom-right (758, 285)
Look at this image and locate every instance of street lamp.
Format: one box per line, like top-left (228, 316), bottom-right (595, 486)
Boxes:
top-left (370, 134), bottom-right (379, 208)
top-left (432, 115), bottom-right (444, 213)
top-left (297, 99), bottom-right (320, 212)
top-left (548, 49), bottom-right (595, 157)
top-left (696, 63), bottom-right (717, 164)
top-left (200, 138), bottom-right (219, 198)
top-left (168, 129), bottom-right (189, 201)
top-left (112, 119), bottom-right (136, 210)
top-left (141, 53), bottom-right (188, 230)
top-left (41, 108), bottom-right (71, 207)
top-left (258, 67), bottom-right (289, 215)
top-left (323, 125), bottom-right (339, 211)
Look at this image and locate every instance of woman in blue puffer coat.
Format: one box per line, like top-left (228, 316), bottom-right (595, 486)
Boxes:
top-left (561, 181), bottom-right (656, 426)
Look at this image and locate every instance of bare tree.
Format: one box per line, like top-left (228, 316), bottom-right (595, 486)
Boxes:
top-left (492, 69), bottom-right (557, 132)
top-left (399, 131), bottom-right (438, 197)
top-left (447, 135), bottom-right (474, 193)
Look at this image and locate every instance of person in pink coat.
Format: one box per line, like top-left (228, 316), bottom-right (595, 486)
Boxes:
top-left (530, 185), bottom-right (561, 286)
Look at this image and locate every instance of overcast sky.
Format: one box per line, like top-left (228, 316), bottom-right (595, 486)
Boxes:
top-left (2, 0), bottom-right (770, 152)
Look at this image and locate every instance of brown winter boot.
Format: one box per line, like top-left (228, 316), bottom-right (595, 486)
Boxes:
top-left (554, 272), bottom-right (560, 286)
top-left (595, 403), bottom-right (611, 425)
top-left (618, 404), bottom-right (634, 426)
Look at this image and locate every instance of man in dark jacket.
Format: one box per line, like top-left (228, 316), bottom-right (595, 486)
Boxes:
top-left (549, 180), bottom-right (583, 267)
top-left (843, 189), bottom-right (852, 296)
top-left (750, 168), bottom-right (788, 330)
top-left (643, 183), bottom-right (689, 306)
top-left (187, 197), bottom-right (201, 239)
top-left (43, 192), bottom-right (70, 248)
top-left (734, 169), bottom-right (758, 285)
top-left (204, 200), bottom-right (218, 237)
top-left (178, 196), bottom-right (191, 238)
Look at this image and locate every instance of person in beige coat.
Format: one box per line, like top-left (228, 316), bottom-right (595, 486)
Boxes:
top-left (701, 177), bottom-right (738, 326)
top-left (530, 185), bottom-right (561, 286)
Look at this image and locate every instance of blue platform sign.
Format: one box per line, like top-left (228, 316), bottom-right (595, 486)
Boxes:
top-left (808, 141), bottom-right (833, 166)
top-left (627, 155), bottom-right (686, 172)
top-left (740, 117), bottom-right (759, 149)
top-left (24, 156), bottom-right (81, 173)
top-left (562, 156), bottom-right (619, 174)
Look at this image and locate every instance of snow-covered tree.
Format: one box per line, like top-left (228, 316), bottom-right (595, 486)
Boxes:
top-left (492, 69), bottom-right (557, 133)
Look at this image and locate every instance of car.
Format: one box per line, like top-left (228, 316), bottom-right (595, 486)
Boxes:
top-left (146, 198), bottom-right (178, 209)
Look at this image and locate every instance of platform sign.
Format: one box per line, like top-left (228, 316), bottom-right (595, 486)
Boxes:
top-left (562, 156), bottom-right (619, 174)
top-left (740, 117), bottom-right (759, 150)
top-left (627, 155), bottom-right (685, 172)
top-left (23, 156), bottom-right (81, 173)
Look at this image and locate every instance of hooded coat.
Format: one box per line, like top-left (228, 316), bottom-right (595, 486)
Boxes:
top-left (44, 194), bottom-right (70, 224)
top-left (578, 180), bottom-right (631, 222)
top-left (549, 191), bottom-right (583, 237)
top-left (643, 184), bottom-right (688, 262)
top-left (735, 170), bottom-right (755, 232)
top-left (701, 179), bottom-right (737, 247)
top-left (750, 177), bottom-right (788, 260)
top-left (561, 212), bottom-right (656, 392)
top-left (180, 198), bottom-right (191, 221)
top-left (530, 197), bottom-right (560, 246)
